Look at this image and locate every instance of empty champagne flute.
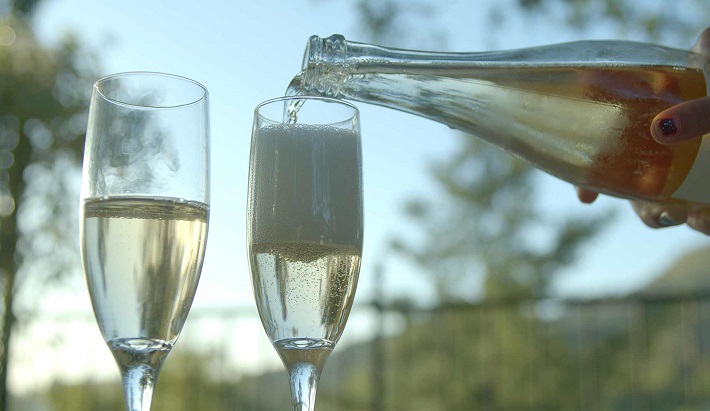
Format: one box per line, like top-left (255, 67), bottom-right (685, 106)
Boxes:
top-left (247, 96), bottom-right (363, 411)
top-left (80, 72), bottom-right (210, 411)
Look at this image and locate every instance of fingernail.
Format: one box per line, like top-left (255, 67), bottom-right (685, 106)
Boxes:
top-left (659, 211), bottom-right (680, 227)
top-left (657, 117), bottom-right (679, 138)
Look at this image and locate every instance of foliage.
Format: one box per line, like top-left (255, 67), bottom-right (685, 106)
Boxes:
top-left (352, 0), bottom-right (610, 304)
top-left (0, 7), bottom-right (97, 407)
top-left (343, 1), bottom-right (710, 410)
top-left (372, 307), bottom-right (579, 410)
top-left (12, 0), bottom-right (710, 410)
top-left (46, 348), bottom-right (247, 410)
top-left (392, 137), bottom-right (605, 303)
top-left (38, 286), bottom-right (710, 410)
top-left (514, 0), bottom-right (710, 46)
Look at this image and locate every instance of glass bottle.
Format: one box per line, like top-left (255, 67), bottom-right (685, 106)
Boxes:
top-left (289, 34), bottom-right (710, 208)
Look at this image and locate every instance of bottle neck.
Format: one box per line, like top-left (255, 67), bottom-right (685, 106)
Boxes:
top-left (300, 35), bottom-right (454, 97)
top-left (298, 34), bottom-right (706, 98)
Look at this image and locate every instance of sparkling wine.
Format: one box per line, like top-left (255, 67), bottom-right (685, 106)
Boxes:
top-left (294, 35), bottom-right (710, 206)
top-left (250, 243), bottom-right (361, 345)
top-left (248, 122), bottom-right (363, 367)
top-left (82, 196), bottom-right (209, 349)
top-left (248, 123), bottom-right (362, 248)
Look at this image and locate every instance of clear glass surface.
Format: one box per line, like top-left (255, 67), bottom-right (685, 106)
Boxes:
top-left (80, 72), bottom-right (210, 411)
top-left (247, 96), bottom-right (363, 411)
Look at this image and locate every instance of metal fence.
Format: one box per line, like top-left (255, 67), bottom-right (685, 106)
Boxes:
top-left (9, 292), bottom-right (710, 410)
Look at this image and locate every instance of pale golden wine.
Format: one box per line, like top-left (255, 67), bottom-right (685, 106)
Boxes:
top-left (82, 196), bottom-right (208, 350)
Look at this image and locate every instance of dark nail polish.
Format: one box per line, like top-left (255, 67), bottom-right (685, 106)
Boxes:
top-left (658, 211), bottom-right (681, 227)
top-left (658, 118), bottom-right (678, 137)
top-left (659, 212), bottom-right (675, 226)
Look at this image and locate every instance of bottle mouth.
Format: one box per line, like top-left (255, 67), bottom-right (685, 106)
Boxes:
top-left (302, 34), bottom-right (347, 70)
top-left (300, 34), bottom-right (348, 98)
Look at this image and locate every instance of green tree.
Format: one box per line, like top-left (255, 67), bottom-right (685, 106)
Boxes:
top-left (393, 138), bottom-right (603, 303)
top-left (346, 1), bottom-right (710, 409)
top-left (353, 0), bottom-right (605, 304)
top-left (341, 2), bottom-right (610, 409)
top-left (355, 0), bottom-right (710, 301)
top-left (370, 307), bottom-right (580, 409)
top-left (0, 2), bottom-right (96, 407)
top-left (46, 347), bottom-right (245, 410)
top-left (513, 0), bottom-right (709, 46)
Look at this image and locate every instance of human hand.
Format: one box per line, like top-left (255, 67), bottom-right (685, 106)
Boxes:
top-left (577, 27), bottom-right (710, 234)
top-left (650, 26), bottom-right (710, 145)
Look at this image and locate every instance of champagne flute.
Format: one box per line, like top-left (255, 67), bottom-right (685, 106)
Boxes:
top-left (80, 72), bottom-right (210, 411)
top-left (247, 96), bottom-right (363, 411)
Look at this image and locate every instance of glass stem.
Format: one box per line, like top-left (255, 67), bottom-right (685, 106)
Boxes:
top-left (121, 364), bottom-right (159, 411)
top-left (112, 348), bottom-right (169, 411)
top-left (288, 362), bottom-right (321, 411)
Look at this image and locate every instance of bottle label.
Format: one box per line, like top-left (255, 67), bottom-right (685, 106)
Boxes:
top-left (671, 133), bottom-right (710, 203)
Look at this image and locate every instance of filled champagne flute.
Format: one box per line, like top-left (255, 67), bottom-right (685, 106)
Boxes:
top-left (247, 96), bottom-right (363, 411)
top-left (80, 72), bottom-right (210, 411)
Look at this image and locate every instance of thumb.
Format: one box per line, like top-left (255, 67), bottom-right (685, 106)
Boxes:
top-left (650, 96), bottom-right (710, 144)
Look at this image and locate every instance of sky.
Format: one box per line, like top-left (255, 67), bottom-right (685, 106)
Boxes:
top-left (14, 0), bottom-right (710, 395)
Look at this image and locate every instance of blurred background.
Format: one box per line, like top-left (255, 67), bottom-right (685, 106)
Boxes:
top-left (1, 0), bottom-right (710, 409)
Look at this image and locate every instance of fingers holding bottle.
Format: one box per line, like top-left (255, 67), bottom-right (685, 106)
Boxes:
top-left (686, 210), bottom-right (710, 235)
top-left (577, 189), bottom-right (700, 234)
top-left (630, 200), bottom-right (688, 229)
top-left (629, 200), bottom-right (710, 235)
top-left (575, 27), bottom-right (710, 235)
top-left (650, 27), bottom-right (710, 144)
top-left (651, 97), bottom-right (710, 143)
top-left (575, 187), bottom-right (599, 204)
